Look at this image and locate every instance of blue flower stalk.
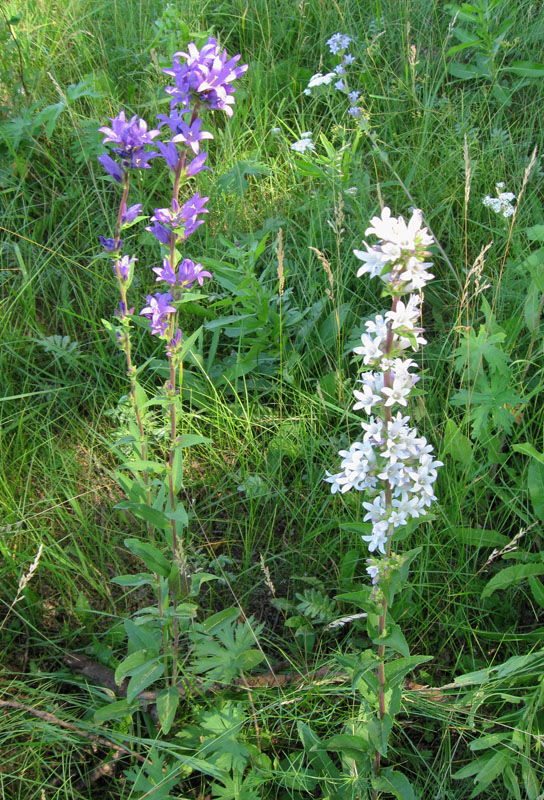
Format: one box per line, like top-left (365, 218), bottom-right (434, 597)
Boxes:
top-left (138, 39), bottom-right (247, 671)
top-left (97, 111), bottom-right (159, 474)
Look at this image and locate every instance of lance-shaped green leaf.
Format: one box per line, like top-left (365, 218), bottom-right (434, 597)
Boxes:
top-left (126, 660), bottom-right (164, 703)
top-left (156, 686), bottom-right (179, 734)
top-left (124, 538), bottom-right (172, 577)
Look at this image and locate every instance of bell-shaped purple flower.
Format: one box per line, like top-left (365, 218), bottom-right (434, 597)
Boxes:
top-left (152, 256), bottom-right (177, 285)
top-left (178, 257), bottom-right (212, 288)
top-left (185, 151), bottom-right (211, 177)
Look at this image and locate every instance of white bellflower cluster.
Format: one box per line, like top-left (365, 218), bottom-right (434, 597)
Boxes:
top-left (326, 207), bottom-right (442, 558)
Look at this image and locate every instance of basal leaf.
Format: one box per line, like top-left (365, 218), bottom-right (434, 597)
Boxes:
top-left (482, 564), bottom-right (544, 598)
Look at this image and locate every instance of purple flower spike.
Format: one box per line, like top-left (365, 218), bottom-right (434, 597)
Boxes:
top-left (140, 292), bottom-right (176, 336)
top-left (114, 254), bottom-right (137, 281)
top-left (163, 37), bottom-right (248, 117)
top-left (121, 203), bottom-right (143, 225)
top-left (99, 235), bottom-right (123, 252)
top-left (98, 153), bottom-right (124, 183)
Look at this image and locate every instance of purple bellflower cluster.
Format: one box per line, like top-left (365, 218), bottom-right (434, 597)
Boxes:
top-left (326, 207), bottom-right (442, 575)
top-left (96, 37), bottom-right (247, 344)
top-left (164, 38), bottom-right (248, 117)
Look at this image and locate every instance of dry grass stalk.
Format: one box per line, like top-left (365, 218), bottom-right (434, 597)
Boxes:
top-left (309, 246), bottom-right (334, 302)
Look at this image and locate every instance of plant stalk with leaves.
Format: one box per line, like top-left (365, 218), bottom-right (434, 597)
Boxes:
top-left (327, 206), bottom-right (442, 798)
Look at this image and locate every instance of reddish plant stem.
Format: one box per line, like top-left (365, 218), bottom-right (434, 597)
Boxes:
top-left (373, 295), bottom-right (398, 798)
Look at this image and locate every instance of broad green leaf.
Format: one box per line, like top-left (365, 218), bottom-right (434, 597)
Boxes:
top-left (374, 767), bottom-right (416, 800)
top-left (507, 61), bottom-right (544, 77)
top-left (177, 434), bottom-right (211, 448)
top-left (111, 572), bottom-right (156, 588)
top-left (124, 618), bottom-right (162, 651)
top-left (190, 572), bottom-right (220, 596)
top-left (528, 576), bottom-right (544, 609)
top-left (384, 655), bottom-right (433, 687)
top-left (323, 733), bottom-right (369, 756)
top-left (454, 528), bottom-right (509, 548)
top-left (522, 761), bottom-right (541, 800)
top-left (482, 564), bottom-right (544, 598)
top-left (171, 445), bottom-right (183, 493)
top-left (503, 764), bottom-right (522, 800)
top-left (94, 699), bottom-right (139, 723)
top-left (525, 224), bottom-right (544, 242)
top-left (513, 443), bottom-right (544, 465)
top-left (241, 649), bottom-right (265, 671)
top-left (372, 623), bottom-right (410, 657)
top-left (164, 502), bottom-right (188, 527)
top-left (126, 660), bottom-right (164, 702)
top-left (298, 722), bottom-right (340, 779)
top-left (447, 61), bottom-right (486, 79)
top-left (115, 649), bottom-right (155, 685)
top-left (124, 538), bottom-right (172, 577)
top-left (442, 418), bottom-right (472, 463)
top-left (119, 460), bottom-right (167, 473)
top-left (469, 732), bottom-right (511, 752)
top-left (528, 461), bottom-right (544, 519)
top-left (116, 502), bottom-right (170, 529)
top-left (156, 686), bottom-right (179, 734)
top-left (367, 713), bottom-right (392, 757)
top-left (201, 607), bottom-right (240, 632)
top-left (132, 380), bottom-right (148, 410)
top-left (468, 750), bottom-right (509, 797)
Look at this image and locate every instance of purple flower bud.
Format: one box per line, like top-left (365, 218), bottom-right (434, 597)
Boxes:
top-left (153, 141), bottom-right (181, 173)
top-left (115, 301), bottom-right (135, 320)
top-left (121, 203), bottom-right (143, 224)
top-left (146, 221), bottom-right (175, 246)
top-left (113, 254), bottom-right (137, 281)
top-left (166, 328), bottom-right (183, 358)
top-left (99, 236), bottom-right (123, 252)
top-left (98, 153), bottom-right (124, 183)
top-left (185, 150), bottom-right (211, 177)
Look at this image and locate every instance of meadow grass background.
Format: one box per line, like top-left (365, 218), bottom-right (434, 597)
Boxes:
top-left (1, 0), bottom-right (543, 797)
